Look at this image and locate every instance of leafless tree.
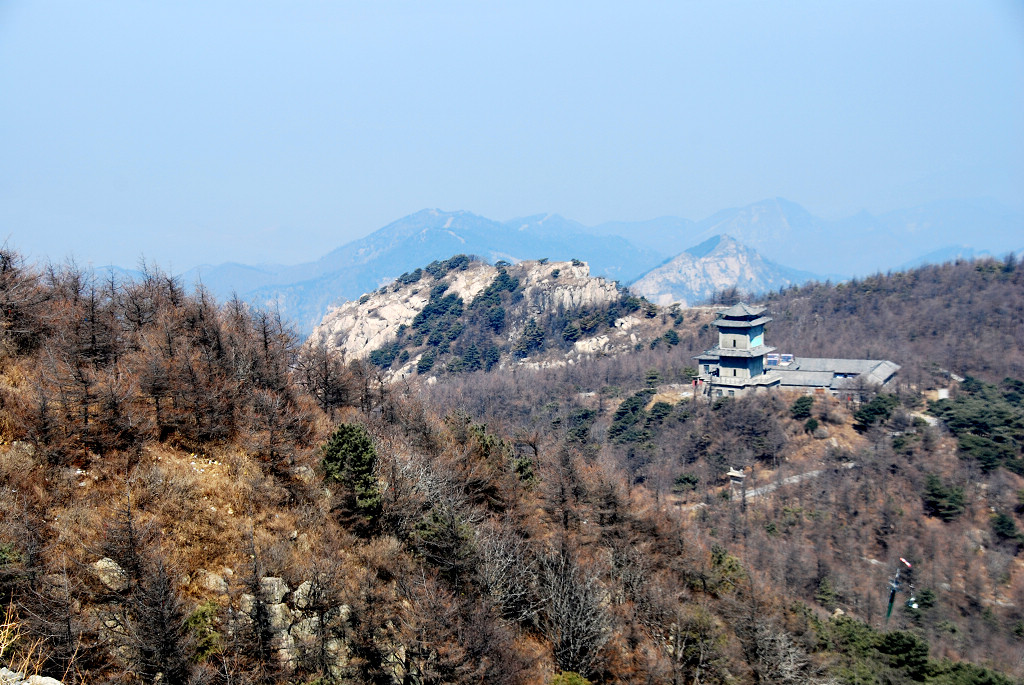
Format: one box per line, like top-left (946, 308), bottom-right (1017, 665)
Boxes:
top-left (538, 542), bottom-right (611, 678)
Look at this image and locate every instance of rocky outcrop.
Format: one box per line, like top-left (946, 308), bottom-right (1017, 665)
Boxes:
top-left (234, 575), bottom-right (350, 676)
top-left (91, 557), bottom-right (128, 592)
top-left (309, 259), bottom-right (623, 363)
top-left (519, 261), bottom-right (621, 315)
top-left (309, 261), bottom-right (494, 360)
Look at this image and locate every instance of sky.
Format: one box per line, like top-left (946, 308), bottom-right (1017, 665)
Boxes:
top-left (1, 1), bottom-right (1022, 271)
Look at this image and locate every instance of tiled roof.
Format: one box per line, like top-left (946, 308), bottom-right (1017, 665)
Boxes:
top-left (714, 316), bottom-right (771, 329)
top-left (716, 344), bottom-right (776, 358)
top-left (718, 302), bottom-right (767, 318)
top-left (774, 357), bottom-right (901, 388)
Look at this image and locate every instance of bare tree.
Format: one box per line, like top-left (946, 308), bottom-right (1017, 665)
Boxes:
top-left (538, 542), bottom-right (611, 678)
top-left (476, 519), bottom-right (545, 625)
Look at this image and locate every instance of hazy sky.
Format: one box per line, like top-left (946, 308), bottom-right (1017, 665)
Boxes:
top-left (2, 1), bottom-right (1022, 270)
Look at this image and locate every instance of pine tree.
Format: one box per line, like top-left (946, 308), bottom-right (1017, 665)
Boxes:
top-left (322, 423), bottom-right (381, 530)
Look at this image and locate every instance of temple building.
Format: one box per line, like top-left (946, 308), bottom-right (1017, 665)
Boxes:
top-left (695, 302), bottom-right (900, 398)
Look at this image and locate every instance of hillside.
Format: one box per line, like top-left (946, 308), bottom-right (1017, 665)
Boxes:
top-left (1, 247), bottom-right (1023, 684)
top-left (184, 210), bottom-right (663, 334)
top-left (629, 234), bottom-right (816, 306)
top-left (760, 255), bottom-right (1024, 386)
top-left (310, 256), bottom-right (690, 381)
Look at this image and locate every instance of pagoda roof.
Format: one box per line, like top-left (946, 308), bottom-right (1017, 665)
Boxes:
top-left (716, 344), bottom-right (776, 358)
top-left (718, 302), bottom-right (767, 319)
top-left (714, 316), bottom-right (771, 329)
top-left (695, 344), bottom-right (776, 359)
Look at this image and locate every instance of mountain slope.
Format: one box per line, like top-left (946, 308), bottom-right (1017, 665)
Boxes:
top-left (309, 255), bottom-right (681, 379)
top-left (187, 209), bottom-right (663, 333)
top-left (591, 215), bottom-right (697, 256)
top-left (629, 234), bottom-right (817, 305)
top-left (172, 199), bottom-right (1021, 334)
top-left (683, 197), bottom-right (1022, 278)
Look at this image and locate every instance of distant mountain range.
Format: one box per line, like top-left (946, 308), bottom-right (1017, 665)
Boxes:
top-left (162, 198), bottom-right (1021, 334)
top-left (180, 209), bottom-right (662, 333)
top-left (594, 197), bottom-right (1022, 278)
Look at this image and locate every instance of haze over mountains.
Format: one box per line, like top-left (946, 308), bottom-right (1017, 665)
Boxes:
top-left (166, 197), bottom-right (1021, 333)
top-left (629, 235), bottom-right (816, 306)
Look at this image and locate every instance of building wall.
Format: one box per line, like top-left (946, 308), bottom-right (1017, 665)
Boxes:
top-left (749, 325), bottom-right (764, 348)
top-left (719, 357), bottom-right (752, 379)
top-left (718, 324), bottom-right (763, 350)
top-left (720, 331), bottom-right (749, 349)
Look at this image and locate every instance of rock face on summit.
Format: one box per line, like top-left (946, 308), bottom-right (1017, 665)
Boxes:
top-left (309, 259), bottom-right (621, 362)
top-left (629, 235), bottom-right (814, 306)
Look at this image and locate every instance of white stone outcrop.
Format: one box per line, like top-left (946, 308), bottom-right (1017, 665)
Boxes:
top-left (309, 259), bottom-right (623, 365)
top-left (260, 576), bottom-right (290, 604)
top-left (197, 569), bottom-right (228, 594)
top-left (520, 261), bottom-right (620, 314)
top-left (234, 576), bottom-right (351, 674)
top-left (310, 262), bottom-right (495, 360)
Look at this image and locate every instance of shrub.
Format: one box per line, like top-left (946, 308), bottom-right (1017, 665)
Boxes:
top-left (854, 394), bottom-right (898, 430)
top-left (549, 673), bottom-right (591, 685)
top-left (673, 472), bottom-right (699, 492)
top-left (992, 512), bottom-right (1020, 543)
top-left (922, 474), bottom-right (965, 522)
top-left (322, 423), bottom-right (381, 527)
top-left (790, 395), bottom-right (814, 420)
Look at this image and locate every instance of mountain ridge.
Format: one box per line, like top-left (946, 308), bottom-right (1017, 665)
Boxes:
top-left (160, 198), bottom-right (1020, 334)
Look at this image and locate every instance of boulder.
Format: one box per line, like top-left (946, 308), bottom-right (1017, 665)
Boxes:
top-left (293, 580), bottom-right (313, 610)
top-left (260, 576), bottom-right (290, 604)
top-left (266, 603), bottom-right (292, 633)
top-left (197, 569), bottom-right (228, 594)
top-left (92, 557), bottom-right (128, 592)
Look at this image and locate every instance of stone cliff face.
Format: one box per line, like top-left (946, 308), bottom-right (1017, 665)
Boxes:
top-left (309, 262), bottom-right (494, 360)
top-left (309, 259), bottom-right (622, 361)
top-left (519, 261), bottom-right (621, 315)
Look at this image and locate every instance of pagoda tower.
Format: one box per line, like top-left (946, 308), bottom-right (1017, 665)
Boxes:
top-left (695, 302), bottom-right (780, 396)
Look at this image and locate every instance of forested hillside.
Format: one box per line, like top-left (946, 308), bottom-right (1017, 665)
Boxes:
top-left (1, 248), bottom-right (1023, 685)
top-left (761, 256), bottom-right (1024, 386)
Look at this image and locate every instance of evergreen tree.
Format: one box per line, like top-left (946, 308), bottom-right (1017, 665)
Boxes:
top-left (322, 423), bottom-right (381, 529)
top-left (922, 474), bottom-right (965, 521)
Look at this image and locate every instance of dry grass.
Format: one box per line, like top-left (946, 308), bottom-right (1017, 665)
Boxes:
top-left (0, 602), bottom-right (43, 679)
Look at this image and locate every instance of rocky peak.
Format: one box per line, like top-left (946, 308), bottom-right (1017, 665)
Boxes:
top-left (308, 257), bottom-right (622, 364)
top-left (629, 234), bottom-right (813, 306)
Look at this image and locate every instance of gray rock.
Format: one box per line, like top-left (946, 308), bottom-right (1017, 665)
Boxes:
top-left (197, 569), bottom-right (228, 594)
top-left (260, 576), bottom-right (290, 604)
top-left (239, 593), bottom-right (255, 617)
top-left (291, 466), bottom-right (315, 484)
top-left (0, 667), bottom-right (22, 684)
top-left (293, 580), bottom-right (313, 610)
top-left (27, 677), bottom-right (64, 685)
top-left (266, 603), bottom-right (292, 633)
top-left (92, 557), bottom-right (128, 592)
top-left (0, 667), bottom-right (63, 685)
top-left (291, 615), bottom-right (321, 643)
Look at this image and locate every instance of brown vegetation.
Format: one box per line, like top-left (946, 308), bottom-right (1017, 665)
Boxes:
top-left (0, 248), bottom-right (1022, 684)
